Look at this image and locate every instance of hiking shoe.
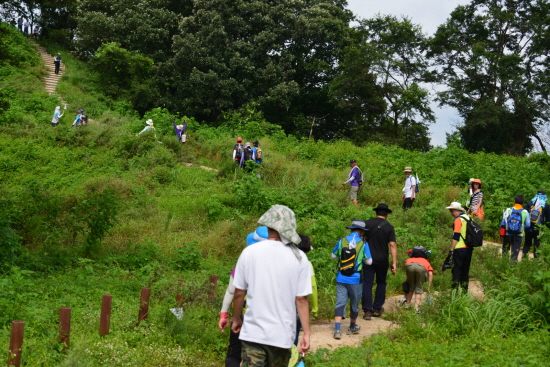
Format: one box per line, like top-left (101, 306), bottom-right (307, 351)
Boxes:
top-left (373, 307), bottom-right (384, 317)
top-left (333, 330), bottom-right (342, 340)
top-left (347, 325), bottom-right (361, 335)
top-left (404, 303), bottom-right (412, 310)
top-left (416, 308), bottom-right (421, 314)
top-left (363, 312), bottom-right (372, 320)
top-left (398, 297), bottom-right (406, 307)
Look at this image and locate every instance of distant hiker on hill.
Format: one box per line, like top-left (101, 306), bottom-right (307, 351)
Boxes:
top-left (219, 227), bottom-right (268, 367)
top-left (54, 53), bottom-right (62, 74)
top-left (446, 202), bottom-right (474, 290)
top-left (252, 140), bottom-right (262, 165)
top-left (524, 190), bottom-right (550, 258)
top-left (342, 159), bottom-right (362, 207)
top-left (17, 17), bottom-right (23, 32)
top-left (241, 142), bottom-right (255, 170)
top-left (402, 167), bottom-right (416, 209)
top-left (23, 19), bottom-right (29, 36)
top-left (331, 220), bottom-right (371, 339)
top-left (51, 106), bottom-right (64, 127)
top-left (232, 137), bottom-right (244, 166)
top-left (501, 195), bottom-right (530, 262)
top-left (172, 119), bottom-right (187, 143)
top-left (295, 234), bottom-right (317, 346)
top-left (362, 203), bottom-right (397, 320)
top-left (467, 179), bottom-right (484, 220)
top-left (137, 119), bottom-right (155, 135)
top-left (403, 246), bottom-right (433, 313)
top-left (231, 205), bottom-right (312, 365)
top-left (72, 109), bottom-right (84, 127)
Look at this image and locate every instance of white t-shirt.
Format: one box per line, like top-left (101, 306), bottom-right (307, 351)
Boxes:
top-left (403, 175), bottom-right (417, 198)
top-left (233, 240), bottom-right (312, 349)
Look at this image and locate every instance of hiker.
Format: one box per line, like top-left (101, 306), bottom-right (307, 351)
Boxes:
top-left (467, 179), bottom-right (484, 220)
top-left (331, 220), bottom-right (372, 339)
top-left (232, 137), bottom-right (244, 166)
top-left (81, 111), bottom-right (88, 126)
top-left (23, 19), bottom-right (29, 36)
top-left (362, 203), bottom-right (397, 320)
top-left (137, 119), bottom-right (155, 135)
top-left (51, 106), bottom-right (64, 127)
top-left (219, 227), bottom-right (268, 367)
top-left (501, 195), bottom-right (530, 262)
top-left (403, 246), bottom-right (433, 313)
top-left (241, 142), bottom-right (255, 170)
top-left (524, 190), bottom-right (550, 258)
top-left (446, 202), bottom-right (474, 290)
top-left (54, 53), bottom-right (62, 74)
top-left (232, 205), bottom-right (312, 365)
top-left (402, 167), bottom-right (416, 209)
top-left (342, 159), bottom-right (361, 207)
top-left (252, 140), bottom-right (263, 164)
top-left (17, 17), bottom-right (23, 32)
top-left (294, 234), bottom-right (318, 346)
top-left (172, 119), bottom-right (187, 143)
top-left (72, 109), bottom-right (84, 127)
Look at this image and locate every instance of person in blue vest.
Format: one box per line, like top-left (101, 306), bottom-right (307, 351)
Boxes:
top-left (524, 190), bottom-right (550, 258)
top-left (501, 195), bottom-right (530, 262)
top-left (331, 220), bottom-right (372, 339)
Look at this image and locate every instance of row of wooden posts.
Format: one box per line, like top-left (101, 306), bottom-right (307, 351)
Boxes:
top-left (7, 275), bottom-right (219, 367)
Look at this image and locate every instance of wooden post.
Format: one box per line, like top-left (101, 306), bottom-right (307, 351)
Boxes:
top-left (99, 294), bottom-right (112, 336)
top-left (176, 279), bottom-right (185, 306)
top-left (209, 275), bottom-right (218, 299)
top-left (59, 308), bottom-right (71, 351)
top-left (137, 287), bottom-right (151, 324)
top-left (7, 321), bottom-right (24, 367)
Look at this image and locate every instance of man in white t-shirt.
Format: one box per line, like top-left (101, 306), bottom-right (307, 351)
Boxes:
top-left (401, 166), bottom-right (417, 210)
top-left (232, 205), bottom-right (312, 367)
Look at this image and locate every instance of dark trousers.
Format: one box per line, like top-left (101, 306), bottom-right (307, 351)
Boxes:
top-left (502, 235), bottom-right (523, 262)
top-left (362, 263), bottom-right (388, 312)
top-left (523, 230), bottom-right (540, 258)
top-left (225, 329), bottom-right (241, 367)
top-left (402, 197), bottom-right (415, 209)
top-left (54, 62), bottom-right (60, 74)
top-left (452, 250), bottom-right (472, 290)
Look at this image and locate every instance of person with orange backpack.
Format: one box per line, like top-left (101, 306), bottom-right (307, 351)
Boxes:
top-left (467, 179), bottom-right (485, 220)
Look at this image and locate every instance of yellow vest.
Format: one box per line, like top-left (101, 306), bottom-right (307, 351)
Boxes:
top-left (454, 214), bottom-right (471, 249)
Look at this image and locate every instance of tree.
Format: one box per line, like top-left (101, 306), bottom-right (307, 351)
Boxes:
top-left (429, 0), bottom-right (550, 155)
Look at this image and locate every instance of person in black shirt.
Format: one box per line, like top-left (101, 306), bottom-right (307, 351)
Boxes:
top-left (361, 203), bottom-right (397, 319)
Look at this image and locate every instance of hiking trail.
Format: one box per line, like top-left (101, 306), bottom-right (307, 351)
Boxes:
top-left (32, 41), bottom-right (67, 105)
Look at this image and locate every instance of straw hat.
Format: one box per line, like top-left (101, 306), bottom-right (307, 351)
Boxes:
top-left (446, 202), bottom-right (465, 212)
top-left (404, 167), bottom-right (412, 172)
top-left (146, 119), bottom-right (153, 126)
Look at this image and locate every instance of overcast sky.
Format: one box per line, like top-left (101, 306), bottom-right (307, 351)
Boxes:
top-left (345, 0), bottom-right (471, 146)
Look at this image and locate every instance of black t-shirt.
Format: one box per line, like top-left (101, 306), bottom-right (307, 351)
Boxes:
top-left (364, 217), bottom-right (396, 265)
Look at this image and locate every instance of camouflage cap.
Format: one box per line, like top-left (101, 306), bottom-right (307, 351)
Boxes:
top-left (258, 205), bottom-right (301, 245)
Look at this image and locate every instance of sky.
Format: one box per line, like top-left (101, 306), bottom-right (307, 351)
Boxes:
top-left (345, 0), bottom-right (471, 147)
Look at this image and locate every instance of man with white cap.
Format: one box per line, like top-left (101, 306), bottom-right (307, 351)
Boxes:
top-left (446, 202), bottom-right (473, 290)
top-left (402, 167), bottom-right (416, 209)
top-left (232, 205), bottom-right (312, 366)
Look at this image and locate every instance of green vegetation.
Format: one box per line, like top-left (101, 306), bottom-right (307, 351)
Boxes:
top-left (1, 19), bottom-right (550, 366)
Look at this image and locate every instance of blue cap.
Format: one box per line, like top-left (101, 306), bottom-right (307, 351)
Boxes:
top-left (246, 226), bottom-right (269, 246)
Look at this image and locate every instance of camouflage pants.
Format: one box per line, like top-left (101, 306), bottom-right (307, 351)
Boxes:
top-left (241, 341), bottom-right (291, 367)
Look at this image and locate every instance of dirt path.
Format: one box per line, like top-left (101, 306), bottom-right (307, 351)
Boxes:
top-left (181, 162), bottom-right (218, 172)
top-left (483, 240), bottom-right (533, 261)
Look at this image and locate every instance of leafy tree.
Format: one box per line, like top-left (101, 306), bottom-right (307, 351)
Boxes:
top-left (429, 0), bottom-right (550, 155)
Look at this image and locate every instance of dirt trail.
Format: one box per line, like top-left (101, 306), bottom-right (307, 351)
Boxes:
top-left (483, 240), bottom-right (533, 260)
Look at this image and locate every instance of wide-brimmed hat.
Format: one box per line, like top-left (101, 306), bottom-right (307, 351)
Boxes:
top-left (246, 226), bottom-right (269, 246)
top-left (146, 119), bottom-right (153, 126)
top-left (346, 219), bottom-right (367, 231)
top-left (404, 167), bottom-right (412, 172)
top-left (373, 203), bottom-right (393, 214)
top-left (245, 142), bottom-right (251, 147)
top-left (446, 202), bottom-right (465, 212)
top-left (471, 179), bottom-right (482, 186)
top-left (258, 205), bottom-right (301, 245)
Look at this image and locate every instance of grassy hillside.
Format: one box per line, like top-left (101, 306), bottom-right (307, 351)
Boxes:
top-left (2, 22), bottom-right (550, 365)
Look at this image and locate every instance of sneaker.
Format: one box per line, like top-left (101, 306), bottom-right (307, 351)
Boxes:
top-left (416, 308), bottom-right (421, 314)
top-left (373, 307), bottom-right (384, 317)
top-left (363, 312), bottom-right (372, 320)
top-left (404, 303), bottom-right (412, 310)
top-left (398, 297), bottom-right (406, 307)
top-left (347, 325), bottom-right (361, 335)
top-left (333, 330), bottom-right (342, 340)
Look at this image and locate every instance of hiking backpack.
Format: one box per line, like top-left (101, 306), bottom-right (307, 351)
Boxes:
top-left (255, 147), bottom-right (263, 160)
top-left (415, 174), bottom-right (420, 194)
top-left (530, 200), bottom-right (542, 225)
top-left (338, 237), bottom-right (364, 276)
top-left (234, 144), bottom-right (243, 161)
top-left (356, 167), bottom-right (364, 186)
top-left (506, 208), bottom-right (524, 235)
top-left (243, 147), bottom-right (254, 161)
top-left (410, 246), bottom-right (428, 258)
top-left (460, 215), bottom-right (484, 247)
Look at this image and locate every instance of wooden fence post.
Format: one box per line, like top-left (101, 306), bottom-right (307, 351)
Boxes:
top-left (99, 294), bottom-right (112, 336)
top-left (176, 279), bottom-right (185, 306)
top-left (209, 275), bottom-right (218, 299)
top-left (137, 287), bottom-right (151, 325)
top-left (7, 321), bottom-right (24, 367)
top-left (59, 307), bottom-right (71, 352)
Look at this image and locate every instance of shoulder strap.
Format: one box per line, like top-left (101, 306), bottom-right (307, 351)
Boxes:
top-left (368, 220), bottom-right (388, 239)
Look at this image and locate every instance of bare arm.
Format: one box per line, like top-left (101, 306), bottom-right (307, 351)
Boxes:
top-left (450, 239), bottom-right (458, 252)
top-left (231, 288), bottom-right (246, 333)
top-left (389, 241), bottom-right (397, 275)
top-left (427, 272), bottom-right (433, 293)
top-left (296, 296), bottom-right (310, 354)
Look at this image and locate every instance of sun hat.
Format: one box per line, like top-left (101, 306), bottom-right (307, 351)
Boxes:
top-left (176, 125), bottom-right (184, 130)
top-left (237, 137), bottom-right (242, 142)
top-left (246, 226), bottom-right (269, 246)
top-left (404, 167), bottom-right (412, 172)
top-left (538, 190), bottom-right (546, 195)
top-left (146, 119), bottom-right (153, 125)
top-left (253, 140), bottom-right (259, 146)
top-left (258, 205), bottom-right (301, 245)
top-left (346, 219), bottom-right (367, 231)
top-left (245, 142), bottom-right (251, 147)
top-left (471, 179), bottom-right (482, 186)
top-left (372, 203), bottom-right (393, 214)
top-left (446, 202), bottom-right (465, 212)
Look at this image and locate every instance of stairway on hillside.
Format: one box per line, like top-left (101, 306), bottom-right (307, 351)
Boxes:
top-left (33, 42), bottom-right (68, 106)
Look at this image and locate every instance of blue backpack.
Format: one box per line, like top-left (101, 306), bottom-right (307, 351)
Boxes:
top-left (506, 208), bottom-right (524, 235)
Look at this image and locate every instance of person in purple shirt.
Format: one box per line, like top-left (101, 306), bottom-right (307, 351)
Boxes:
top-left (172, 119), bottom-right (187, 143)
top-left (342, 159), bottom-right (361, 207)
